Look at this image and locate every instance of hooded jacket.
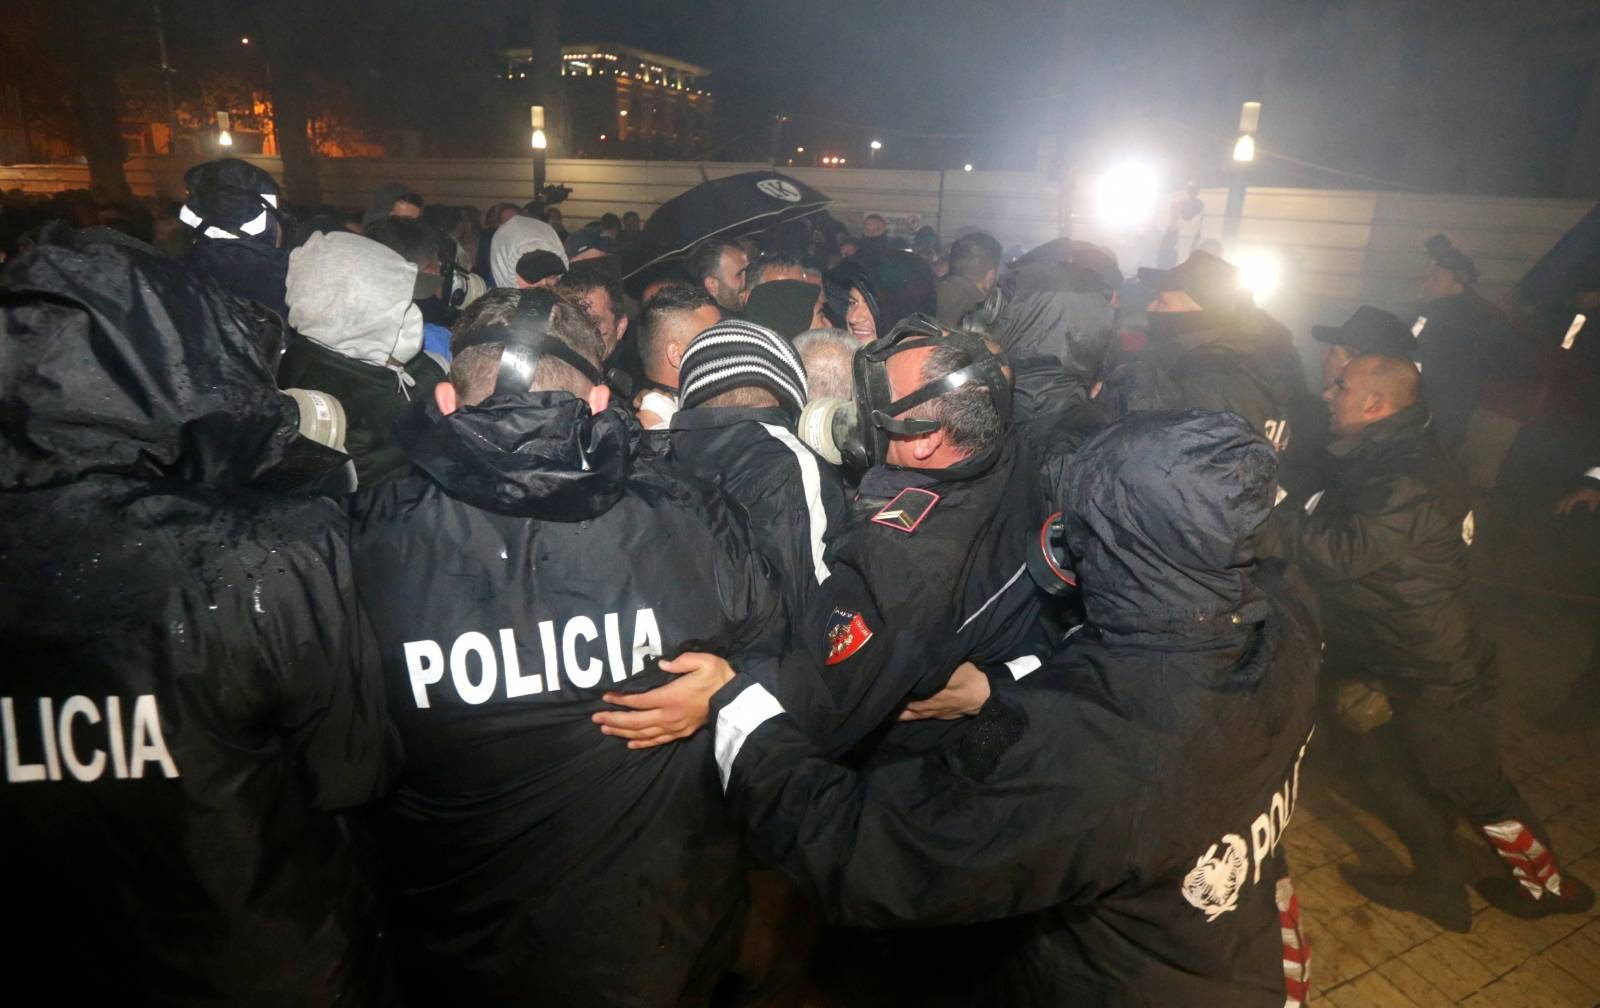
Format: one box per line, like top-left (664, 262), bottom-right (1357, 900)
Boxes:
top-left (992, 261), bottom-right (1117, 472)
top-left (350, 391), bottom-right (785, 1006)
top-left (280, 230), bottom-right (445, 487)
top-left (710, 411), bottom-right (1320, 1007)
top-left (825, 248), bottom-right (937, 336)
top-left (0, 227), bottom-right (392, 1006)
top-left (1278, 402), bottom-right (1486, 692)
top-left (1099, 307), bottom-right (1303, 457)
top-left (489, 214), bottom-right (568, 288)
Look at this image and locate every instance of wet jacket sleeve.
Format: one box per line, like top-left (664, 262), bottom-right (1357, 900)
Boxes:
top-left (264, 513), bottom-right (396, 810)
top-left (1285, 473), bottom-right (1425, 582)
top-left (710, 681), bottom-right (1115, 928)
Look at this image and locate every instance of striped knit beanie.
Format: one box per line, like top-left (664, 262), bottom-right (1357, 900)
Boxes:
top-left (678, 319), bottom-right (810, 420)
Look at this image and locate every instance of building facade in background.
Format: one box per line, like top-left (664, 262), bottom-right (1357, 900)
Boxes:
top-left (499, 44), bottom-right (713, 160)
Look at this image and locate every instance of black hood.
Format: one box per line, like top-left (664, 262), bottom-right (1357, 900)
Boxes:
top-left (0, 225), bottom-right (297, 490)
top-left (825, 249), bottom-right (936, 335)
top-left (396, 391), bottom-right (638, 520)
top-left (999, 260), bottom-right (1116, 384)
top-left (1063, 410), bottom-right (1277, 641)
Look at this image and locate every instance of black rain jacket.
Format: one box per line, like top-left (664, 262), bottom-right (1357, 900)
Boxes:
top-left (277, 336), bottom-right (446, 488)
top-left (1099, 307), bottom-right (1303, 456)
top-left (185, 234), bottom-right (291, 320)
top-left (1277, 402), bottom-right (1487, 693)
top-left (711, 411), bottom-right (1320, 1006)
top-left (0, 227), bottom-right (392, 1006)
top-left (665, 406), bottom-right (850, 638)
top-left (350, 391), bottom-right (785, 1006)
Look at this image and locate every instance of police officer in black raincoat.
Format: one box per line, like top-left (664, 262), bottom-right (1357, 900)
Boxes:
top-left (770, 317), bottom-right (1047, 760)
top-left (0, 227), bottom-right (393, 1005)
top-left (349, 287), bottom-right (785, 1006)
top-left (702, 411), bottom-right (1321, 1007)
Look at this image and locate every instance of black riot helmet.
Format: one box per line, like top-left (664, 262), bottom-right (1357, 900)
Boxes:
top-left (852, 313), bottom-right (1012, 467)
top-left (452, 288), bottom-right (604, 398)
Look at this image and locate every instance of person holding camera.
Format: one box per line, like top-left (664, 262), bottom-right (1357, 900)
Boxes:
top-left (1278, 353), bottom-right (1593, 931)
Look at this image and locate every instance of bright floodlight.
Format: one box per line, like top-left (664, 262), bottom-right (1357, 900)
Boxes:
top-left (218, 131), bottom-right (233, 147)
top-left (1236, 249), bottom-right (1284, 301)
top-left (1233, 133), bottom-right (1256, 163)
top-left (531, 129), bottom-right (547, 150)
top-left (963, 163), bottom-right (974, 172)
top-left (1091, 161), bottom-right (1160, 231)
top-left (870, 139), bottom-right (882, 151)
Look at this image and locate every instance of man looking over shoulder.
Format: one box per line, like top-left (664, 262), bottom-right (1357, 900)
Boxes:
top-left (1281, 354), bottom-right (1592, 931)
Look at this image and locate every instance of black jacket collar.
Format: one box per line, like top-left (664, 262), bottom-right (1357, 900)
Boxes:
top-left (1329, 402), bottom-right (1431, 459)
top-left (668, 405), bottom-right (793, 434)
top-left (397, 391), bottom-right (638, 520)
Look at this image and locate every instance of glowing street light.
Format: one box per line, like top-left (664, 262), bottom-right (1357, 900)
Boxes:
top-left (215, 111), bottom-right (232, 147)
top-left (1090, 160), bottom-right (1160, 231)
top-left (963, 163), bottom-right (973, 172)
top-left (869, 139), bottom-right (882, 150)
top-left (870, 138), bottom-right (882, 168)
top-left (530, 105), bottom-right (547, 196)
top-left (1226, 100), bottom-right (1261, 242)
top-left (239, 36), bottom-right (250, 45)
top-left (1233, 100), bottom-right (1261, 164)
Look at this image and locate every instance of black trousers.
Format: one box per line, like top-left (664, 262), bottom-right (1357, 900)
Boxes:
top-left (1346, 683), bottom-right (1550, 889)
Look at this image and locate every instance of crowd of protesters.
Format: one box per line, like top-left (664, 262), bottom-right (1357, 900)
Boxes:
top-left (1, 158), bottom-right (1598, 1007)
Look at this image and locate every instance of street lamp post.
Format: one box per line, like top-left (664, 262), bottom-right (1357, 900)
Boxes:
top-left (530, 105), bottom-right (547, 200)
top-left (870, 138), bottom-right (882, 168)
top-left (215, 111), bottom-right (233, 148)
top-left (1224, 100), bottom-right (1260, 246)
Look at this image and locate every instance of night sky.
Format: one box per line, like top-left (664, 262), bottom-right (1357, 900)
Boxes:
top-left (558, 0), bottom-right (1070, 168)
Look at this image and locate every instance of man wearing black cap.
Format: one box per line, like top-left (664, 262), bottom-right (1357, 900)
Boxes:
top-left (1312, 305), bottom-right (1418, 390)
top-left (514, 250), bottom-right (567, 289)
top-left (179, 158), bottom-right (291, 317)
top-left (349, 287), bottom-right (784, 1006)
top-left (1105, 251), bottom-right (1308, 458)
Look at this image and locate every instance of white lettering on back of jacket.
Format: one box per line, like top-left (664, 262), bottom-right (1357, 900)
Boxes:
top-left (403, 609), bottom-right (663, 708)
top-left (3, 695), bottom-right (180, 783)
top-left (1180, 727), bottom-right (1313, 922)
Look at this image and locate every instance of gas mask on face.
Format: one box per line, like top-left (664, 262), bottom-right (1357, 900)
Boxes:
top-left (453, 289), bottom-right (604, 397)
top-left (797, 313), bottom-right (1012, 475)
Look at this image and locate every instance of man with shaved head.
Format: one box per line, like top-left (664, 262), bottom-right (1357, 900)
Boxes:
top-left (1280, 353), bottom-right (1592, 932)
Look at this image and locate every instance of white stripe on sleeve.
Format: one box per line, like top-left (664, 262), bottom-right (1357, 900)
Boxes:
top-left (759, 423), bottom-right (832, 584)
top-left (1004, 655), bottom-right (1042, 681)
top-left (714, 682), bottom-right (787, 792)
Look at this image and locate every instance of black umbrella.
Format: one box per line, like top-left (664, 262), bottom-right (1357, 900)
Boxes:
top-left (624, 171), bottom-right (831, 286)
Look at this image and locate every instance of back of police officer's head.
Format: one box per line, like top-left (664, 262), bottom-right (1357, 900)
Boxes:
top-left (439, 287), bottom-right (608, 415)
